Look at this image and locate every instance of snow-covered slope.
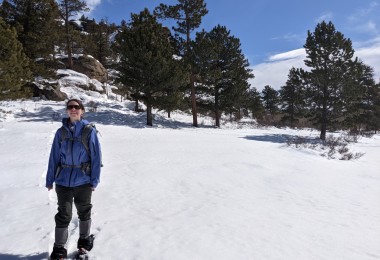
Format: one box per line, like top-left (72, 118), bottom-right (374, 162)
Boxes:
top-left (0, 87), bottom-right (379, 259)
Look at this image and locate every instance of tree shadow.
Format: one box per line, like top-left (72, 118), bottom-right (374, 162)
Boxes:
top-left (14, 104), bottom-right (197, 129)
top-left (0, 252), bottom-right (47, 260)
top-left (242, 134), bottom-right (292, 144)
top-left (241, 134), bottom-right (319, 144)
top-left (15, 106), bottom-right (64, 123)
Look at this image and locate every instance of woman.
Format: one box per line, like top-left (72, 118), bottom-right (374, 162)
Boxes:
top-left (46, 99), bottom-right (102, 259)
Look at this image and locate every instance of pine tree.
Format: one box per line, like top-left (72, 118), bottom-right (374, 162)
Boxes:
top-left (193, 25), bottom-right (253, 127)
top-left (339, 61), bottom-right (375, 131)
top-left (304, 21), bottom-right (358, 140)
top-left (0, 17), bottom-right (32, 99)
top-left (369, 83), bottom-right (380, 133)
top-left (261, 85), bottom-right (279, 115)
top-left (79, 16), bottom-right (98, 57)
top-left (115, 9), bottom-right (189, 126)
top-left (342, 62), bottom-right (380, 133)
top-left (91, 19), bottom-right (115, 67)
top-left (0, 0), bottom-right (60, 77)
top-left (244, 87), bottom-right (265, 119)
top-left (154, 0), bottom-right (208, 127)
top-left (57, 0), bottom-right (89, 69)
top-left (279, 67), bottom-right (306, 128)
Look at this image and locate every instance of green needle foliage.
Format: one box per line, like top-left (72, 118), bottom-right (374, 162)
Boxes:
top-left (0, 17), bottom-right (32, 100)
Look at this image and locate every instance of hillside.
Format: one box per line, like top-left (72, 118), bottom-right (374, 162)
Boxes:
top-left (0, 86), bottom-right (379, 259)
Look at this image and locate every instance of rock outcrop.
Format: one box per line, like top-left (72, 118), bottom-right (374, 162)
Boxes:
top-left (71, 55), bottom-right (108, 83)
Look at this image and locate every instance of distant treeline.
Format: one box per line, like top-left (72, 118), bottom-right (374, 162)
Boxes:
top-left (0, 0), bottom-right (379, 137)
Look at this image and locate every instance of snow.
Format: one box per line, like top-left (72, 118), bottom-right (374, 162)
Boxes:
top-left (0, 84), bottom-right (379, 259)
top-left (57, 69), bottom-right (105, 93)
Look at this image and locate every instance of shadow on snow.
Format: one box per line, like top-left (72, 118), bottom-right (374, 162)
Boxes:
top-left (0, 252), bottom-right (47, 260)
top-left (14, 104), bottom-right (196, 129)
top-left (242, 134), bottom-right (319, 144)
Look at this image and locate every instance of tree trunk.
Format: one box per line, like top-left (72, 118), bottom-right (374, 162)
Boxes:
top-left (185, 11), bottom-right (197, 127)
top-left (147, 102), bottom-right (153, 126)
top-left (320, 122), bottom-right (327, 141)
top-left (215, 110), bottom-right (220, 127)
top-left (168, 111), bottom-right (171, 118)
top-left (320, 86), bottom-right (328, 140)
top-left (134, 99), bottom-right (139, 112)
top-left (290, 103), bottom-right (294, 128)
top-left (215, 90), bottom-right (220, 127)
top-left (64, 2), bottom-right (73, 69)
top-left (190, 73), bottom-right (198, 127)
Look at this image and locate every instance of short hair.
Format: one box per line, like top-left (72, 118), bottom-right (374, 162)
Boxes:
top-left (66, 98), bottom-right (85, 111)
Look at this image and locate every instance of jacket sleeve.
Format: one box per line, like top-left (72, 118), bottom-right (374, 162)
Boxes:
top-left (89, 128), bottom-right (102, 188)
top-left (46, 130), bottom-right (61, 188)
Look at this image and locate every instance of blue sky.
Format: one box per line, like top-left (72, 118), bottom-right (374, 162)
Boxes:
top-left (88, 1), bottom-right (380, 62)
top-left (2, 0), bottom-right (378, 88)
top-left (87, 0), bottom-right (380, 89)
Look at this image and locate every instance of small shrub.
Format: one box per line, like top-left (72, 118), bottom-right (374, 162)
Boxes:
top-left (87, 101), bottom-right (98, 112)
top-left (287, 133), bottom-right (365, 161)
top-left (340, 152), bottom-right (364, 160)
top-left (337, 144), bottom-right (349, 155)
top-left (360, 131), bottom-right (375, 138)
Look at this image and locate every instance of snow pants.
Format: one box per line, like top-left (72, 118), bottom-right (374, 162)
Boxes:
top-left (55, 184), bottom-right (93, 228)
top-left (54, 184), bottom-right (93, 247)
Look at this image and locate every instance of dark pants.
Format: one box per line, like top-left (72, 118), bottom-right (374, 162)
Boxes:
top-left (55, 184), bottom-right (93, 228)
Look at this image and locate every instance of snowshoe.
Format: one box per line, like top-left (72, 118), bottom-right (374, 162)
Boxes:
top-left (50, 245), bottom-right (67, 259)
top-left (77, 234), bottom-right (95, 251)
top-left (74, 248), bottom-right (89, 260)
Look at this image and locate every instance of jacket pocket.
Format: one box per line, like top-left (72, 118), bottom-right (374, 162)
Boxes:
top-left (81, 162), bottom-right (91, 176)
top-left (55, 165), bottom-right (62, 179)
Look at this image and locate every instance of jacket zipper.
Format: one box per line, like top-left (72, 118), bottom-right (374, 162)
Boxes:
top-left (68, 126), bottom-right (74, 186)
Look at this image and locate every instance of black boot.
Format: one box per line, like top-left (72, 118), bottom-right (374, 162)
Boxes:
top-left (77, 234), bottom-right (95, 251)
top-left (50, 245), bottom-right (67, 259)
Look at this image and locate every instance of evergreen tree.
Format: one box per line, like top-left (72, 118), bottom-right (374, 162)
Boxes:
top-left (94, 19), bottom-right (113, 67)
top-left (82, 17), bottom-right (115, 67)
top-left (369, 82), bottom-right (380, 133)
top-left (244, 87), bottom-right (265, 119)
top-left (193, 25), bottom-right (253, 127)
top-left (154, 0), bottom-right (208, 127)
top-left (343, 62), bottom-right (380, 133)
top-left (340, 61), bottom-right (375, 131)
top-left (0, 17), bottom-right (32, 99)
top-left (157, 80), bottom-right (187, 118)
top-left (304, 21), bottom-right (358, 140)
top-left (57, 0), bottom-right (89, 68)
top-left (0, 0), bottom-right (60, 77)
top-left (115, 9), bottom-right (189, 126)
top-left (261, 85), bottom-right (279, 115)
top-left (79, 15), bottom-right (97, 56)
top-left (279, 67), bottom-right (306, 128)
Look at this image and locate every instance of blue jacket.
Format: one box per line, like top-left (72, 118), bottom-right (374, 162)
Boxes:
top-left (46, 118), bottom-right (102, 188)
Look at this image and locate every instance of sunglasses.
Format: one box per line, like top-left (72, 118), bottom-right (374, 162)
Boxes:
top-left (67, 105), bottom-right (82, 110)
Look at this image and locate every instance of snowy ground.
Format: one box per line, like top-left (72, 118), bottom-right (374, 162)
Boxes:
top-left (0, 96), bottom-right (379, 260)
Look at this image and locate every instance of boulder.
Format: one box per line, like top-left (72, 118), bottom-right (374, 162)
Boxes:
top-left (72, 55), bottom-right (108, 83)
top-left (28, 81), bottom-right (67, 101)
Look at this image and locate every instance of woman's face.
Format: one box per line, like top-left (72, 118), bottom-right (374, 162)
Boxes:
top-left (66, 101), bottom-right (84, 122)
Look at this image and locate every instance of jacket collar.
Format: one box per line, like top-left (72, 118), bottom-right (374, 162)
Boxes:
top-left (62, 118), bottom-right (89, 134)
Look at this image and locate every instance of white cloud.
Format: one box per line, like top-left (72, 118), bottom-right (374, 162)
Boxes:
top-left (348, 2), bottom-right (379, 22)
top-left (347, 2), bottom-right (380, 35)
top-left (85, 0), bottom-right (102, 12)
top-left (352, 21), bottom-right (379, 35)
top-left (268, 49), bottom-right (306, 62)
top-left (250, 49), bottom-right (307, 91)
top-left (355, 39), bottom-right (380, 80)
top-left (315, 12), bottom-right (334, 23)
top-left (251, 40), bottom-right (380, 91)
top-left (271, 33), bottom-right (304, 43)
